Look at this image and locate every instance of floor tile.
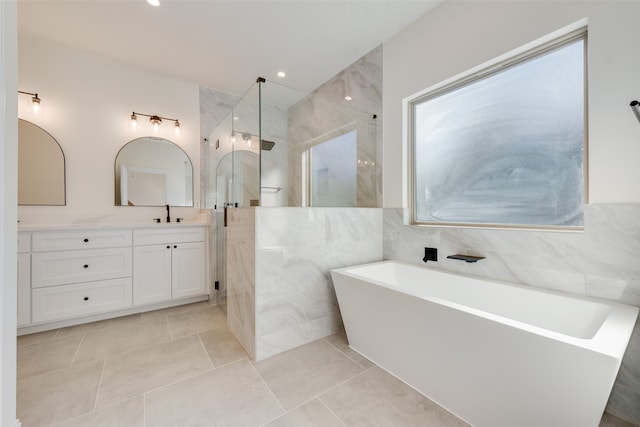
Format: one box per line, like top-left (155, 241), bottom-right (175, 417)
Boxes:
top-left (321, 366), bottom-right (468, 427)
top-left (253, 339), bottom-right (363, 410)
top-left (599, 412), bottom-right (640, 427)
top-left (17, 328), bottom-right (59, 347)
top-left (145, 359), bottom-right (284, 427)
top-left (141, 301), bottom-right (210, 322)
top-left (18, 334), bottom-right (83, 379)
top-left (17, 359), bottom-right (104, 427)
top-left (95, 334), bottom-right (212, 409)
top-left (51, 396), bottom-right (144, 427)
top-left (263, 399), bottom-right (344, 427)
top-left (200, 326), bottom-right (249, 367)
top-left (324, 330), bottom-right (375, 369)
top-left (73, 317), bottom-right (171, 364)
top-left (55, 313), bottom-right (143, 339)
top-left (167, 304), bottom-right (227, 339)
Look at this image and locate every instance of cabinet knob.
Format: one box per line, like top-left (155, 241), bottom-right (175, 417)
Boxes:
top-left (83, 297), bottom-right (89, 301)
top-left (83, 264), bottom-right (89, 269)
top-left (83, 238), bottom-right (89, 243)
top-left (166, 245), bottom-right (171, 249)
top-left (173, 245), bottom-right (177, 249)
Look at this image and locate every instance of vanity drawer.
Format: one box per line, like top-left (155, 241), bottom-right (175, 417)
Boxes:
top-left (32, 247), bottom-right (132, 288)
top-left (18, 233), bottom-right (32, 253)
top-left (134, 227), bottom-right (205, 246)
top-left (32, 278), bottom-right (132, 323)
top-left (33, 229), bottom-right (132, 252)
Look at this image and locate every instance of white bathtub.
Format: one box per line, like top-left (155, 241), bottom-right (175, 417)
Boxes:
top-left (331, 260), bottom-right (639, 427)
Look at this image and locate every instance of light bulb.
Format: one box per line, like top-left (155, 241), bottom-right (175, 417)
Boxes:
top-left (31, 96), bottom-right (41, 114)
top-left (147, 0), bottom-right (160, 6)
top-left (174, 120), bottom-right (181, 136)
top-left (277, 71), bottom-right (286, 78)
top-left (149, 116), bottom-right (162, 133)
top-left (344, 95), bottom-right (352, 101)
top-left (130, 113), bottom-right (137, 129)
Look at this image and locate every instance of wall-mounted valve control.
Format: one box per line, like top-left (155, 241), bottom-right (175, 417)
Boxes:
top-left (423, 247), bottom-right (438, 263)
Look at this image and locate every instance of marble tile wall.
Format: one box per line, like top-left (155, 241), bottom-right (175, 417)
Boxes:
top-left (226, 207), bottom-right (383, 361)
top-left (226, 208), bottom-right (257, 358)
top-left (383, 204), bottom-right (640, 424)
top-left (254, 207), bottom-right (383, 361)
top-left (287, 46), bottom-right (382, 208)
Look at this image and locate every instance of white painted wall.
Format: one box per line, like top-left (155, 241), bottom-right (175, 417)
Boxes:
top-left (1, 2), bottom-right (19, 425)
top-left (383, 1), bottom-right (640, 207)
top-left (18, 35), bottom-right (201, 224)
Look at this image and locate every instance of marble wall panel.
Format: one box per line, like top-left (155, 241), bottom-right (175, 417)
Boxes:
top-left (226, 208), bottom-right (256, 359)
top-left (288, 46), bottom-right (382, 208)
top-left (383, 204), bottom-right (640, 424)
top-left (254, 207), bottom-right (383, 361)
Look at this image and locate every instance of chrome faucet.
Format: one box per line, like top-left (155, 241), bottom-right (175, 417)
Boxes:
top-left (165, 204), bottom-right (171, 223)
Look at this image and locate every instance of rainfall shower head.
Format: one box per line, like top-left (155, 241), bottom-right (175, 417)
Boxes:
top-left (261, 139), bottom-right (276, 151)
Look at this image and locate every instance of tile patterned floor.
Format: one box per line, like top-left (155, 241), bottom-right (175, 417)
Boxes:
top-left (16, 302), bottom-right (638, 427)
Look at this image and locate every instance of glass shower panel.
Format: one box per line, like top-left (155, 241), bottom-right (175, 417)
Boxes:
top-left (258, 81), bottom-right (306, 206)
top-left (231, 82), bottom-right (261, 207)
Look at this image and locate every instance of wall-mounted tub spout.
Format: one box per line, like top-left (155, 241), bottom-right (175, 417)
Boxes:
top-left (447, 254), bottom-right (485, 263)
top-left (630, 100), bottom-right (640, 124)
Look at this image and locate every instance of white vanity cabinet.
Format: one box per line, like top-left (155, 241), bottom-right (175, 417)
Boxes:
top-left (133, 227), bottom-right (206, 306)
top-left (17, 233), bottom-right (32, 326)
top-left (31, 229), bottom-right (133, 323)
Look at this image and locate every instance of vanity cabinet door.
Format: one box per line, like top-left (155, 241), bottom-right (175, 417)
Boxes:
top-left (133, 244), bottom-right (172, 306)
top-left (172, 241), bottom-right (206, 299)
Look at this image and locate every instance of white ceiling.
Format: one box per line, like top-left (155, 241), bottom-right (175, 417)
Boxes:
top-left (18, 0), bottom-right (441, 96)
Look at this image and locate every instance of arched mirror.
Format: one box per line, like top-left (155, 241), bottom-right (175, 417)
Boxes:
top-left (114, 137), bottom-right (193, 207)
top-left (18, 119), bottom-right (66, 205)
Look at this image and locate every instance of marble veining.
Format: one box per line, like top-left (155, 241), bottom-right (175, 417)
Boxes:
top-left (226, 207), bottom-right (383, 361)
top-left (383, 204), bottom-right (640, 425)
top-left (288, 46), bottom-right (382, 208)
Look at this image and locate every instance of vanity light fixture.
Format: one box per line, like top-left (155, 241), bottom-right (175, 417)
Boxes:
top-left (130, 111), bottom-right (181, 135)
top-left (18, 90), bottom-right (42, 114)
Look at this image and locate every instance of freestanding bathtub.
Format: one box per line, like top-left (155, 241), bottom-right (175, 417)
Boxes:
top-left (331, 260), bottom-right (638, 427)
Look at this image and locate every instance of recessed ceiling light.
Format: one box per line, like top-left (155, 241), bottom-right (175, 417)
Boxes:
top-left (147, 0), bottom-right (160, 6)
top-left (344, 95), bottom-right (353, 101)
top-left (277, 71), bottom-right (286, 78)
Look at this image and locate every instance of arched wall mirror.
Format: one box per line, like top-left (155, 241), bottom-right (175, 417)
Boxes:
top-left (18, 119), bottom-right (66, 206)
top-left (114, 137), bottom-right (194, 207)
